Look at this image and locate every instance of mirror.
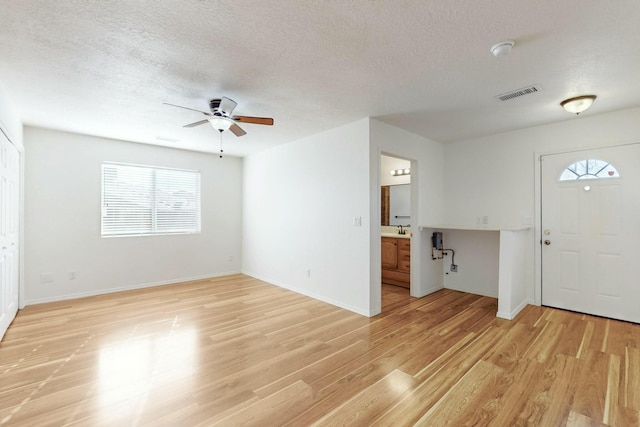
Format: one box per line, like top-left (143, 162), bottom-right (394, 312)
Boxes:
top-left (380, 154), bottom-right (411, 226)
top-left (381, 184), bottom-right (410, 226)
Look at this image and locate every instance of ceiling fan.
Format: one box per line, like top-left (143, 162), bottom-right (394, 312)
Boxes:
top-left (164, 97), bottom-right (274, 137)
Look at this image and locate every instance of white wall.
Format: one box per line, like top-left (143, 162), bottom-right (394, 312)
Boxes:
top-left (443, 106), bottom-right (640, 303)
top-left (372, 120), bottom-right (444, 226)
top-left (24, 127), bottom-right (243, 304)
top-left (370, 119), bottom-right (445, 306)
top-left (441, 230), bottom-right (499, 298)
top-left (497, 229), bottom-right (529, 319)
top-left (0, 84), bottom-right (22, 148)
top-left (446, 107), bottom-right (640, 225)
top-left (242, 119), bottom-right (372, 315)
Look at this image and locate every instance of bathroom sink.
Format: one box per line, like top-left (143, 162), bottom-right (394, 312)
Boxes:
top-left (381, 232), bottom-right (411, 239)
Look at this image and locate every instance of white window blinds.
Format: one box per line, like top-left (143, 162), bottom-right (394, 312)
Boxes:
top-left (101, 162), bottom-right (201, 237)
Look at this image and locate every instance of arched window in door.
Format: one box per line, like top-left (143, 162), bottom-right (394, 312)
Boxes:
top-left (559, 158), bottom-right (620, 181)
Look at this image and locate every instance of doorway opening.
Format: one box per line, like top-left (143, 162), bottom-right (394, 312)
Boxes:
top-left (380, 154), bottom-right (414, 312)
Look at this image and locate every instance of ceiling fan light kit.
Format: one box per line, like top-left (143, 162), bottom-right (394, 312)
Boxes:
top-left (560, 95), bottom-right (597, 114)
top-left (209, 116), bottom-right (234, 131)
top-left (164, 96), bottom-right (274, 138)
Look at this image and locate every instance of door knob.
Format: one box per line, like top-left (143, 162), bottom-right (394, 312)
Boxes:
top-left (544, 240), bottom-right (551, 246)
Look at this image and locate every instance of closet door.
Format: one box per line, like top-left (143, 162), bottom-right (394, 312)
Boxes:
top-left (0, 131), bottom-right (19, 341)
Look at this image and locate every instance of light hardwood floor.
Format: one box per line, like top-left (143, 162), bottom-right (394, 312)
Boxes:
top-left (1, 275), bottom-right (639, 426)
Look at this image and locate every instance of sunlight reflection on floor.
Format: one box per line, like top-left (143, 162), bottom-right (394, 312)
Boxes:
top-left (98, 317), bottom-right (196, 420)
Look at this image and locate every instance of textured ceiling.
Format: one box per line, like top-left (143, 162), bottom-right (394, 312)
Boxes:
top-left (1, 1), bottom-right (639, 157)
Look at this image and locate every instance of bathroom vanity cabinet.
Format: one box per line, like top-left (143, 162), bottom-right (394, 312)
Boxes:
top-left (381, 236), bottom-right (410, 288)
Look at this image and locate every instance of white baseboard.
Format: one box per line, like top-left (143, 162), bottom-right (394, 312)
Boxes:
top-left (497, 298), bottom-right (533, 320)
top-left (243, 271), bottom-right (371, 317)
top-left (444, 284), bottom-right (498, 299)
top-left (415, 285), bottom-right (444, 298)
top-left (24, 271), bottom-right (241, 306)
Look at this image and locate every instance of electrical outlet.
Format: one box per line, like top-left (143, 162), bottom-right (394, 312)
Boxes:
top-left (450, 264), bottom-right (458, 272)
top-left (482, 216), bottom-right (489, 225)
top-left (306, 269), bottom-right (311, 278)
top-left (69, 271), bottom-right (78, 280)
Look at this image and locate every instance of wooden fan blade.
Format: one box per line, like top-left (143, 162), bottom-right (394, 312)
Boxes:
top-left (232, 116), bottom-right (274, 126)
top-left (219, 97), bottom-right (237, 116)
top-left (229, 123), bottom-right (247, 137)
top-left (183, 119), bottom-right (210, 128)
top-left (163, 102), bottom-right (211, 115)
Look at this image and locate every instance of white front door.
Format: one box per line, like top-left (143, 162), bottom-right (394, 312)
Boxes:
top-left (541, 144), bottom-right (640, 323)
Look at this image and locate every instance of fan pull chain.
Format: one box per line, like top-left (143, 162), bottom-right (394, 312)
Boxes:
top-left (219, 129), bottom-right (224, 158)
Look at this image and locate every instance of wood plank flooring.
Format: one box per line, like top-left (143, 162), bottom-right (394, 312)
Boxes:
top-left (1, 275), bottom-right (639, 426)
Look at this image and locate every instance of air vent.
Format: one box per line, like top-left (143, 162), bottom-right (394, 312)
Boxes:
top-left (495, 85), bottom-right (542, 102)
top-left (155, 136), bottom-right (180, 143)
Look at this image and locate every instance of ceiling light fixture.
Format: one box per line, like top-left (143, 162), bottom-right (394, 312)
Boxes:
top-left (560, 95), bottom-right (597, 115)
top-left (209, 116), bottom-right (234, 131)
top-left (490, 40), bottom-right (515, 57)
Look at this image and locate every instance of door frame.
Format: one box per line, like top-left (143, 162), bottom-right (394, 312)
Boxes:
top-left (378, 151), bottom-right (418, 296)
top-left (534, 141), bottom-right (640, 307)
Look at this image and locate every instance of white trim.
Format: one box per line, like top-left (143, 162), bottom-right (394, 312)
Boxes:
top-left (379, 150), bottom-right (419, 298)
top-left (23, 271), bottom-right (240, 306)
top-left (419, 224), bottom-right (531, 232)
top-left (537, 141), bottom-right (640, 158)
top-left (103, 160), bottom-right (200, 173)
top-left (243, 271), bottom-right (371, 317)
top-left (371, 144), bottom-right (382, 315)
top-left (18, 144), bottom-right (25, 309)
top-left (422, 284), bottom-right (445, 296)
top-left (534, 151), bottom-right (542, 306)
top-left (497, 298), bottom-right (533, 320)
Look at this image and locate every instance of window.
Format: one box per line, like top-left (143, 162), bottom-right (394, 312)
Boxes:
top-left (559, 158), bottom-right (620, 181)
top-left (101, 162), bottom-right (201, 237)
